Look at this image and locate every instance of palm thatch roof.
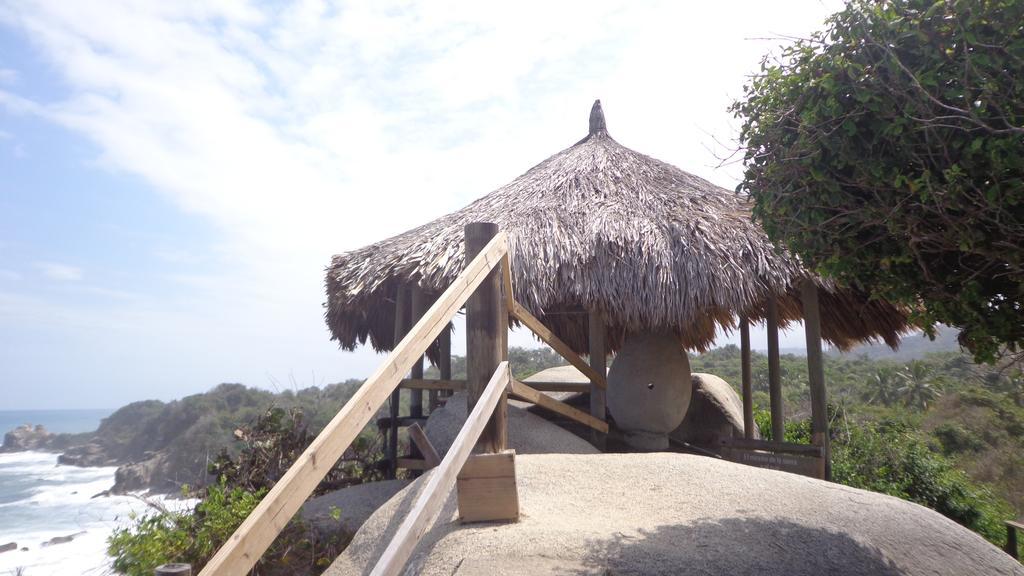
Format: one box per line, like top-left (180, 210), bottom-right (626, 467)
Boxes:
top-left (324, 101), bottom-right (911, 359)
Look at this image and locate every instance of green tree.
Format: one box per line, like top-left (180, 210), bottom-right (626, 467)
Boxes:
top-left (897, 360), bottom-right (943, 410)
top-left (732, 0), bottom-right (1024, 362)
top-left (866, 367), bottom-right (899, 406)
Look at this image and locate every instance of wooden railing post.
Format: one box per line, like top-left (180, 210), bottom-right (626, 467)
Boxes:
top-left (766, 294), bottom-right (784, 442)
top-left (801, 279), bottom-right (831, 480)
top-left (155, 564), bottom-right (191, 576)
top-left (409, 286), bottom-right (427, 419)
top-left (438, 328), bottom-right (452, 402)
top-left (465, 222), bottom-right (508, 452)
top-left (740, 316), bottom-right (754, 439)
top-left (389, 285), bottom-right (410, 479)
top-left (589, 309), bottom-right (607, 449)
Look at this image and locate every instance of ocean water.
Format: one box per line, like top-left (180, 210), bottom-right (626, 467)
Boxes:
top-left (0, 409), bottom-right (114, 436)
top-left (0, 412), bottom-right (191, 576)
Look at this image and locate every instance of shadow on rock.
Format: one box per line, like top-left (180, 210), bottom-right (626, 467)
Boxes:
top-left (574, 516), bottom-right (902, 576)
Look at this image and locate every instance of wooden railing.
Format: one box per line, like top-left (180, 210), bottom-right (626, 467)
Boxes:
top-left (198, 231), bottom-right (510, 576)
top-left (371, 362), bottom-right (512, 576)
top-left (198, 223), bottom-right (609, 575)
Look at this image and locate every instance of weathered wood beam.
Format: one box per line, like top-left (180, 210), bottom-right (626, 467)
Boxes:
top-left (370, 363), bottom-right (512, 576)
top-left (466, 222), bottom-right (508, 453)
top-left (740, 317), bottom-right (754, 439)
top-left (407, 423), bottom-right (440, 469)
top-left (197, 232), bottom-right (508, 576)
top-left (510, 379), bottom-right (609, 433)
top-left (766, 295), bottom-right (784, 442)
top-left (509, 300), bottom-right (608, 389)
top-left (801, 278), bottom-right (831, 481)
top-left (588, 308), bottom-right (607, 449)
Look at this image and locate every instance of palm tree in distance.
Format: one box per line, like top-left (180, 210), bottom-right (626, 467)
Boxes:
top-left (867, 367), bottom-right (899, 406)
top-left (897, 360), bottom-right (943, 410)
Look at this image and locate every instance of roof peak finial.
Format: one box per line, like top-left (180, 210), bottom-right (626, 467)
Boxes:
top-left (589, 99), bottom-right (607, 136)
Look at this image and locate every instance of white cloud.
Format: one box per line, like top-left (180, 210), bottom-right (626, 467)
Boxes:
top-left (0, 67), bottom-right (17, 84)
top-left (0, 0), bottom-right (842, 400)
top-left (34, 261), bottom-right (82, 281)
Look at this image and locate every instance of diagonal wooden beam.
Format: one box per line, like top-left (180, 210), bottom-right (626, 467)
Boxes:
top-left (510, 379), bottom-right (608, 433)
top-left (509, 300), bottom-right (607, 389)
top-left (198, 232), bottom-right (508, 576)
top-left (371, 363), bottom-right (512, 576)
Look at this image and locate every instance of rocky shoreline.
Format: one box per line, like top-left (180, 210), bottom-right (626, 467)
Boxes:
top-left (2, 423), bottom-right (198, 495)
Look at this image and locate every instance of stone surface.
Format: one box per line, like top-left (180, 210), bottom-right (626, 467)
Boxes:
top-left (327, 453), bottom-right (1024, 576)
top-left (1, 424), bottom-right (54, 452)
top-left (671, 372), bottom-right (759, 446)
top-left (607, 333), bottom-right (692, 450)
top-left (423, 392), bottom-right (598, 457)
top-left (302, 479), bottom-right (411, 537)
top-left (0, 542), bottom-right (15, 554)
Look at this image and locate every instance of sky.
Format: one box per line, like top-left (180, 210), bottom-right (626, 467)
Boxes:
top-left (0, 0), bottom-right (845, 410)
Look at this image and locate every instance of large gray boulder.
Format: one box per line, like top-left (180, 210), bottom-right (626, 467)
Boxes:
top-left (302, 479), bottom-right (411, 536)
top-left (327, 453), bottom-right (1023, 576)
top-left (607, 333), bottom-right (692, 450)
top-left (672, 372), bottom-right (758, 446)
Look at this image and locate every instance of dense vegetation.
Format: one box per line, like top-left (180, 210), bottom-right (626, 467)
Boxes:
top-left (107, 340), bottom-right (1023, 573)
top-left (732, 0), bottom-right (1024, 362)
top-left (710, 344), bottom-right (1022, 546)
top-left (107, 387), bottom-right (382, 576)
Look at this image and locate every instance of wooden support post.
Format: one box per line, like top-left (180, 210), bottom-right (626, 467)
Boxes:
top-left (155, 564), bottom-right (192, 576)
top-left (740, 316), bottom-right (754, 439)
top-left (409, 286), bottom-right (426, 419)
top-left (801, 279), bottom-right (831, 480)
top-left (439, 326), bottom-right (452, 400)
top-left (589, 308), bottom-right (607, 450)
top-left (1006, 521), bottom-right (1021, 560)
top-left (389, 285), bottom-right (410, 479)
top-left (465, 222), bottom-right (508, 453)
top-left (766, 295), bottom-right (784, 443)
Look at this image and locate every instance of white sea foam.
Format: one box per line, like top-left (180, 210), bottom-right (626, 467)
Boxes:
top-left (0, 452), bottom-right (194, 576)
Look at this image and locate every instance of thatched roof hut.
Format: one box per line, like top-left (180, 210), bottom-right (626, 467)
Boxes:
top-left (325, 101), bottom-right (910, 358)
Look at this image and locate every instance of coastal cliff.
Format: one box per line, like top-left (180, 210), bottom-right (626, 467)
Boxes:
top-left (0, 381), bottom-right (363, 494)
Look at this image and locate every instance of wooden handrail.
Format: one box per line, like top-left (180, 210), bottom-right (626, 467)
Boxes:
top-left (400, 378), bottom-right (590, 394)
top-left (718, 436), bottom-right (826, 457)
top-left (198, 233), bottom-right (508, 576)
top-left (371, 362), bottom-right (512, 576)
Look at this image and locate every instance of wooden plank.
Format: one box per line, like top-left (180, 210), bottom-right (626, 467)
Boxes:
top-left (766, 295), bottom-right (784, 442)
top-left (198, 232), bottom-right (508, 576)
top-left (510, 380), bottom-right (609, 433)
top-left (1007, 520), bottom-right (1021, 560)
top-left (740, 317), bottom-right (754, 440)
top-left (466, 222), bottom-right (508, 454)
top-left (509, 300), bottom-right (607, 389)
top-left (721, 446), bottom-right (825, 479)
top-left (401, 378), bottom-right (466, 391)
top-left (801, 279), bottom-right (831, 481)
top-left (718, 436), bottom-right (825, 456)
top-left (518, 381), bottom-right (590, 393)
top-left (370, 363), bottom-right (512, 576)
top-left (389, 285), bottom-right (410, 480)
top-left (409, 285), bottom-right (427, 419)
top-left (501, 252), bottom-right (515, 312)
top-left (408, 423), bottom-right (440, 469)
top-left (439, 328), bottom-right (453, 401)
top-left (396, 458), bottom-right (431, 471)
top-left (457, 450), bottom-right (518, 523)
top-left (588, 309), bottom-right (607, 449)
top-left (402, 378), bottom-right (589, 394)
